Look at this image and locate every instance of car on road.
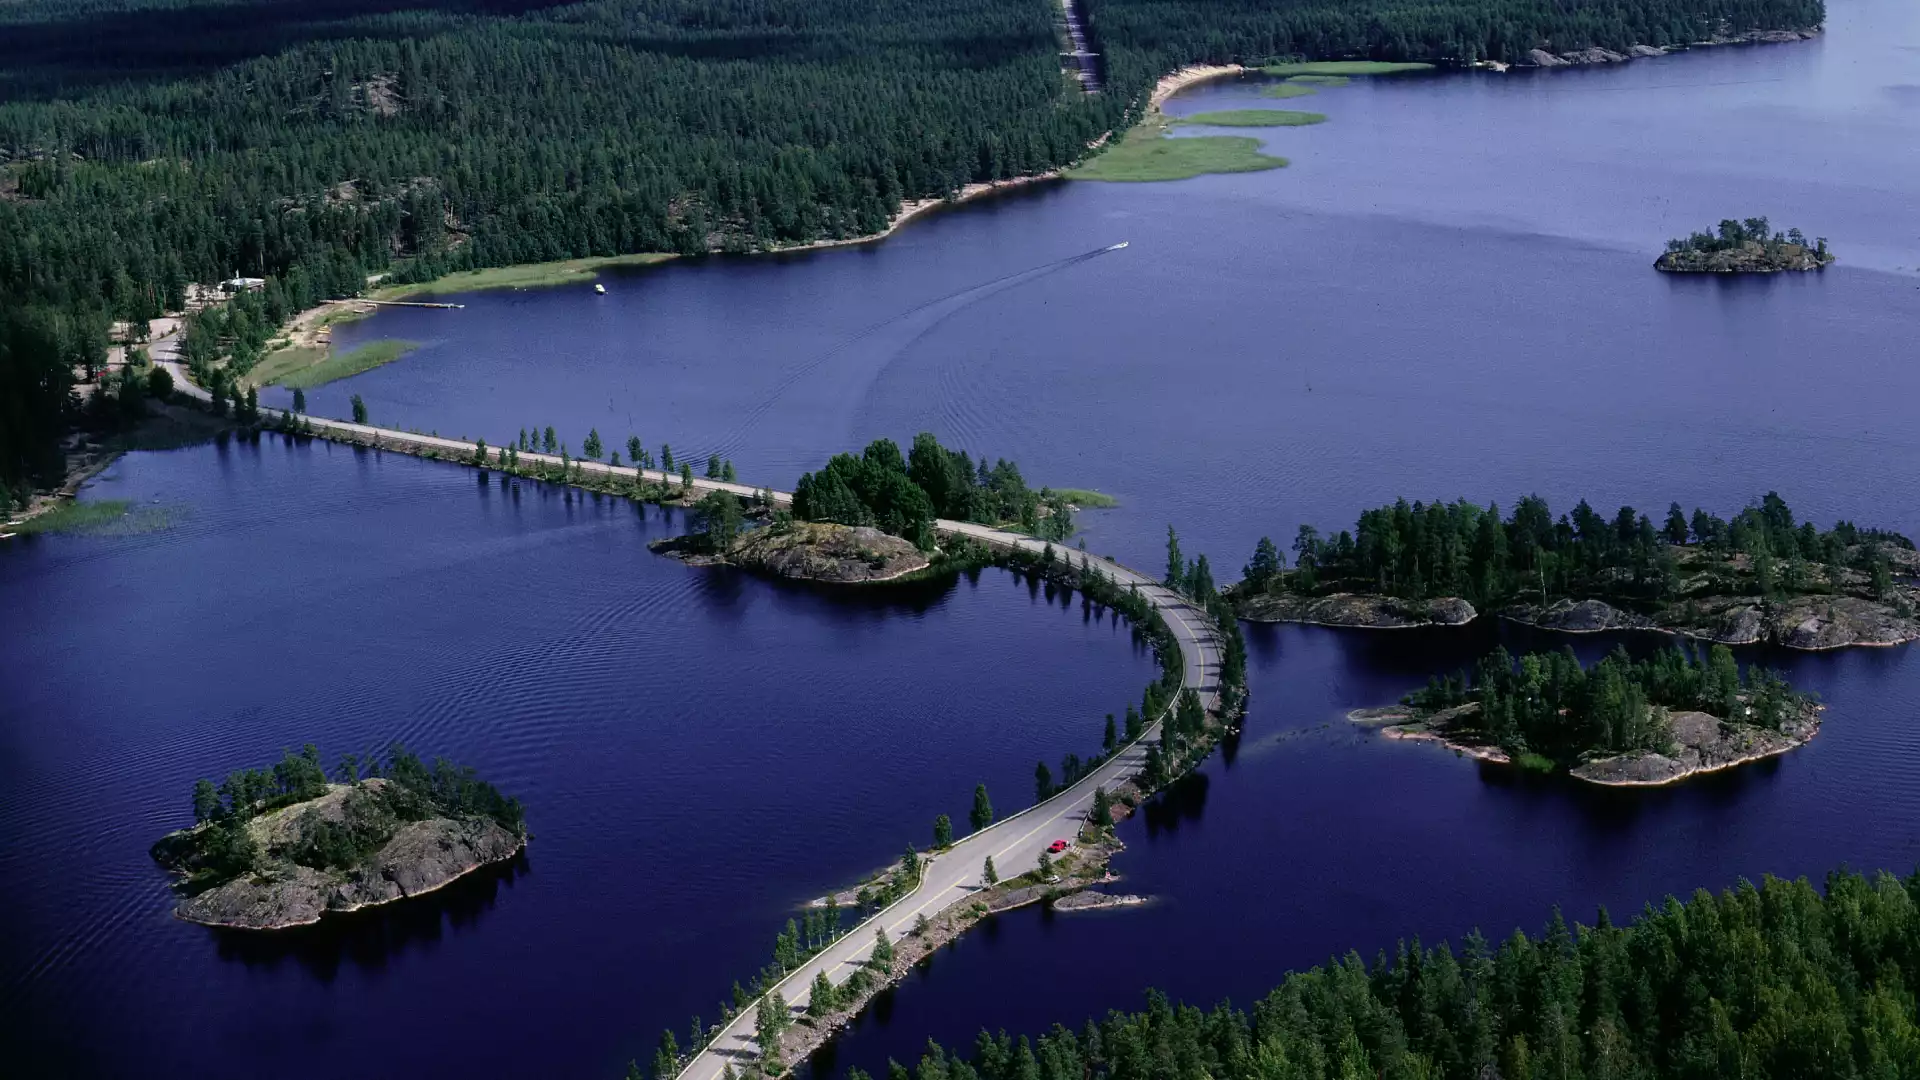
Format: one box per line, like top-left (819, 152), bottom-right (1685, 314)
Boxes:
top-left (1047, 840), bottom-right (1069, 853)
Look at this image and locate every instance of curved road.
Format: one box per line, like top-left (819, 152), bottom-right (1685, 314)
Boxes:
top-left (142, 354), bottom-right (1221, 1077)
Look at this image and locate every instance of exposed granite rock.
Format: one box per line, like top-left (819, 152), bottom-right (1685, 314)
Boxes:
top-left (1561, 46), bottom-right (1629, 63)
top-left (1656, 240), bottom-right (1834, 273)
top-left (1570, 707), bottom-right (1820, 786)
top-left (1052, 891), bottom-right (1150, 912)
top-left (1235, 591), bottom-right (1476, 628)
top-left (174, 816), bottom-right (524, 930)
top-left (652, 521), bottom-right (929, 583)
top-left (1508, 597), bottom-right (1655, 633)
top-left (1502, 594), bottom-right (1916, 650)
top-left (1518, 27), bottom-right (1820, 67)
top-left (155, 779), bottom-right (526, 930)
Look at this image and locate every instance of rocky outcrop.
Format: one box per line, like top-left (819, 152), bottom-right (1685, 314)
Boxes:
top-left (1235, 591), bottom-right (1476, 628)
top-left (1052, 891), bottom-right (1149, 912)
top-left (653, 521), bottom-right (930, 583)
top-left (1570, 707), bottom-right (1819, 786)
top-left (1655, 241), bottom-right (1834, 273)
top-left (174, 818), bottom-right (523, 930)
top-left (1502, 594), bottom-right (1917, 650)
top-left (1520, 26), bottom-right (1820, 67)
top-left (155, 779), bottom-right (526, 930)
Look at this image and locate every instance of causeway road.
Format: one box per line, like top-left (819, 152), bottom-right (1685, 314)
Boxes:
top-left (138, 365), bottom-right (1221, 1078)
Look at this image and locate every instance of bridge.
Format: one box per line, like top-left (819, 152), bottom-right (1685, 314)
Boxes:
top-left (148, 334), bottom-right (1220, 1080)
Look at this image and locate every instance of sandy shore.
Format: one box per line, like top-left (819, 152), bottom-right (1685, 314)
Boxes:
top-left (1149, 64), bottom-right (1246, 110)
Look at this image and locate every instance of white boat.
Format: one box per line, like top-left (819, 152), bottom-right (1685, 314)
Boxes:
top-left (1108, 241), bottom-right (1129, 251)
top-left (594, 283), bottom-right (606, 294)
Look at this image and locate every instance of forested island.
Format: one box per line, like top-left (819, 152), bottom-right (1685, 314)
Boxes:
top-left (652, 433), bottom-right (1083, 582)
top-left (1230, 492), bottom-right (1919, 649)
top-left (1, 0), bottom-right (1827, 511)
top-left (151, 745), bottom-right (525, 929)
top-left (1355, 643), bottom-right (1819, 784)
top-left (853, 868), bottom-right (1919, 1080)
top-left (1656, 217), bottom-right (1834, 272)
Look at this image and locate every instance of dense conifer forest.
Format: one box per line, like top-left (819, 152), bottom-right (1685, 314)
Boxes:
top-left (1404, 642), bottom-right (1809, 766)
top-left (0, 0), bottom-right (1824, 504)
top-left (859, 868), bottom-right (1920, 1080)
top-left (1236, 492), bottom-right (1910, 610)
top-left (793, 433), bottom-right (1077, 546)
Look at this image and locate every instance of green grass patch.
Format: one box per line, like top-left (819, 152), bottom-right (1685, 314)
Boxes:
top-left (12, 499), bottom-right (177, 536)
top-left (1070, 118), bottom-right (1287, 182)
top-left (1177, 109), bottom-right (1327, 128)
top-left (1049, 488), bottom-right (1119, 509)
top-left (247, 345), bottom-right (327, 387)
top-left (370, 253), bottom-right (676, 299)
top-left (1263, 61), bottom-right (1434, 77)
top-left (275, 339), bottom-right (419, 389)
top-left (1514, 752), bottom-right (1558, 773)
top-left (1260, 82), bottom-right (1321, 99)
top-left (1287, 74), bottom-right (1350, 87)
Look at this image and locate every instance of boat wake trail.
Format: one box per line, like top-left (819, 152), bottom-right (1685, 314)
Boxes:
top-left (699, 243), bottom-right (1125, 464)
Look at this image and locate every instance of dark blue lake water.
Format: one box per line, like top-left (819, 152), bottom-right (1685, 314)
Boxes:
top-left (10, 0), bottom-right (1920, 1075)
top-left (0, 442), bottom-right (1154, 1076)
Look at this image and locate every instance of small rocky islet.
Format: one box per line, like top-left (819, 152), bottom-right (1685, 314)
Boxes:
top-left (1654, 216), bottom-right (1835, 273)
top-left (151, 746), bottom-right (526, 930)
top-left (1351, 642), bottom-right (1822, 786)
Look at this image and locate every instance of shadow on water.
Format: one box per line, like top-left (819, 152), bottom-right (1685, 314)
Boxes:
top-left (1141, 771), bottom-right (1210, 836)
top-left (207, 850), bottom-right (531, 982)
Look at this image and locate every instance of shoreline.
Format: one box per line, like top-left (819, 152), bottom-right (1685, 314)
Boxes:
top-left (173, 835), bottom-right (528, 930)
top-left (1351, 706), bottom-right (1822, 787)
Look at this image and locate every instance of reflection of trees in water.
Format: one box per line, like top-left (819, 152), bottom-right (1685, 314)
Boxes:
top-left (1142, 771), bottom-right (1210, 835)
top-left (208, 850), bottom-right (531, 982)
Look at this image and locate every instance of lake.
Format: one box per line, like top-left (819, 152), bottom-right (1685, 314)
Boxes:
top-left (0, 441), bottom-right (1155, 1077)
top-left (11, 0), bottom-right (1920, 1074)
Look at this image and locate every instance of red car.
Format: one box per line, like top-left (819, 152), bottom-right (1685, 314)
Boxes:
top-left (1047, 840), bottom-right (1069, 854)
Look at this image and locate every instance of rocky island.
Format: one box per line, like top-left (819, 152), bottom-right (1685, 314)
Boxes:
top-left (1655, 217), bottom-right (1833, 273)
top-left (151, 745), bottom-right (526, 930)
top-left (653, 433), bottom-right (1089, 584)
top-left (1231, 492), bottom-right (1918, 649)
top-left (652, 516), bottom-right (933, 583)
top-left (1355, 643), bottom-right (1820, 786)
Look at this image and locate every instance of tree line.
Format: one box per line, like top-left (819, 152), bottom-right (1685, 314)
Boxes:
top-left (1238, 491), bottom-right (1911, 610)
top-left (853, 866), bottom-right (1917, 1080)
top-left (1407, 642), bottom-right (1809, 766)
top-left (793, 433), bottom-right (1076, 548)
top-left (2, 0), bottom-right (1825, 507)
top-left (156, 742), bottom-right (524, 884)
top-left (1666, 216), bottom-right (1826, 256)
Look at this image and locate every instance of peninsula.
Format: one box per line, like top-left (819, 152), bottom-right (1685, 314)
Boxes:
top-left (1355, 643), bottom-right (1821, 785)
top-left (1656, 217), bottom-right (1834, 272)
top-left (151, 745), bottom-right (526, 930)
top-left (1231, 492), bottom-right (1919, 649)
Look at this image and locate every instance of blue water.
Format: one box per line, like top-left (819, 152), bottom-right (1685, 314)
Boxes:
top-left (0, 440), bottom-right (1155, 1077)
top-left (10, 0), bottom-right (1920, 1075)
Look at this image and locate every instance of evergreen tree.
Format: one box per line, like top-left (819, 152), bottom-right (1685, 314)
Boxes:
top-left (932, 813), bottom-right (953, 848)
top-left (349, 394), bottom-right (367, 424)
top-left (583, 428), bottom-right (603, 459)
top-left (969, 783), bottom-right (994, 831)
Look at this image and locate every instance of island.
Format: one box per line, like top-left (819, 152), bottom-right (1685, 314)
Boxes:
top-left (1230, 492), bottom-right (1919, 649)
top-left (650, 433), bottom-right (1090, 583)
top-left (1354, 643), bottom-right (1820, 785)
top-left (150, 745), bottom-right (526, 930)
top-left (1655, 217), bottom-right (1833, 273)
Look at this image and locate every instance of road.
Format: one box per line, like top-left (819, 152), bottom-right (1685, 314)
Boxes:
top-left (143, 360), bottom-right (1221, 1077)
